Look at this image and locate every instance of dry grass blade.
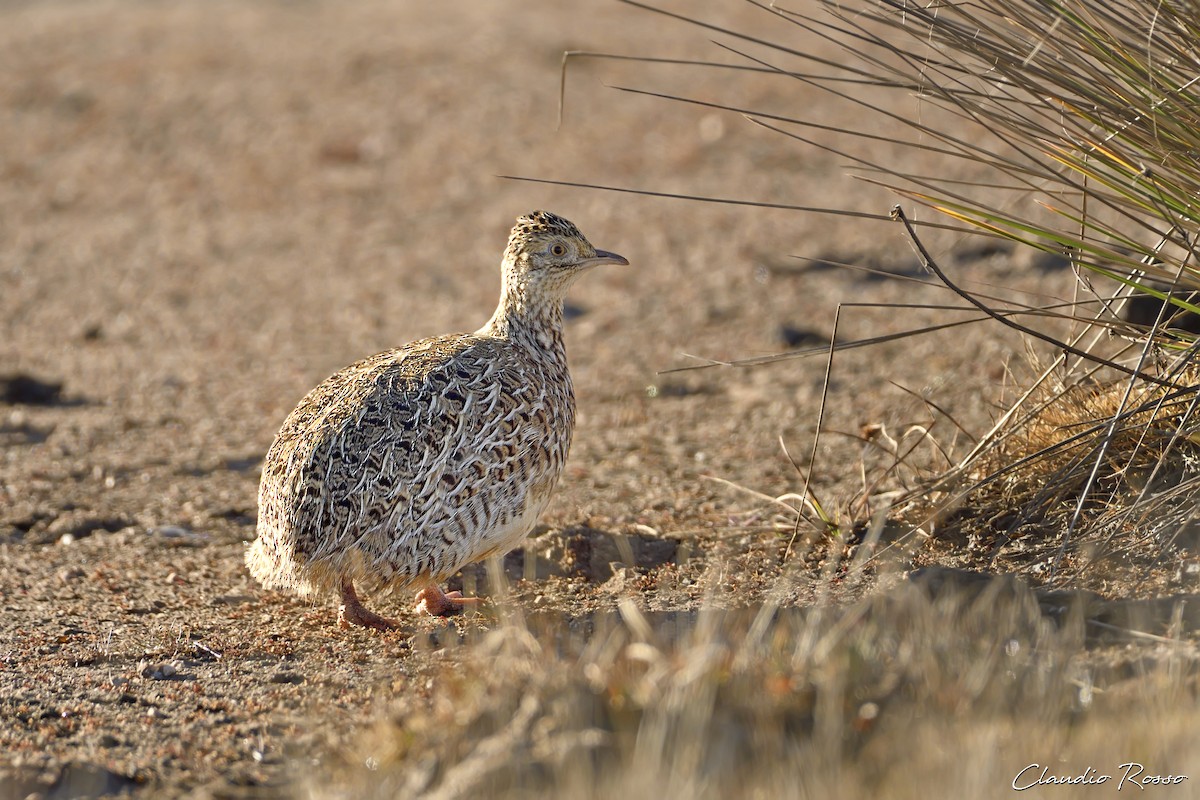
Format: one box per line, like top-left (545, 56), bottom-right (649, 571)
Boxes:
top-left (499, 174), bottom-right (899, 225)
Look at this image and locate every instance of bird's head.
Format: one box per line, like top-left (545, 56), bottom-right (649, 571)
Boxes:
top-left (501, 211), bottom-right (628, 300)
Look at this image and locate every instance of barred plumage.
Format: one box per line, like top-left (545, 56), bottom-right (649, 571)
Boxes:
top-left (246, 211), bottom-right (627, 629)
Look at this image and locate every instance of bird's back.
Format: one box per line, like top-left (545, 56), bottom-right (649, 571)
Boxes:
top-left (250, 331), bottom-right (575, 595)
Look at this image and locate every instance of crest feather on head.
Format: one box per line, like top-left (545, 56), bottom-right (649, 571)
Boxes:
top-left (512, 210), bottom-right (584, 239)
top-left (504, 210), bottom-right (592, 262)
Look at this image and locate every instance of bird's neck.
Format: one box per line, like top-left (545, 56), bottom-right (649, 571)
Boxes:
top-left (478, 289), bottom-right (567, 355)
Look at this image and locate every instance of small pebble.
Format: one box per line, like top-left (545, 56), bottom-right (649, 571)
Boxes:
top-left (58, 567), bottom-right (86, 583)
top-left (149, 525), bottom-right (208, 548)
top-left (211, 594), bottom-right (255, 606)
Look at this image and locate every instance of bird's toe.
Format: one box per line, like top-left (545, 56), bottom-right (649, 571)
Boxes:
top-left (414, 586), bottom-right (482, 617)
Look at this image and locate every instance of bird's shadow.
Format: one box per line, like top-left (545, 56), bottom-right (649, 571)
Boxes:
top-left (451, 525), bottom-right (681, 593)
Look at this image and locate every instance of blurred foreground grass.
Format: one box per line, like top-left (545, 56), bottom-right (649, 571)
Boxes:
top-left (312, 569), bottom-right (1198, 799)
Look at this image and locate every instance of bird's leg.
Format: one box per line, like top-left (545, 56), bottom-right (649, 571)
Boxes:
top-left (414, 582), bottom-right (481, 617)
top-left (338, 578), bottom-right (399, 630)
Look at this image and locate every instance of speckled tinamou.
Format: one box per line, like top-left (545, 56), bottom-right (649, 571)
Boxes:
top-left (246, 211), bottom-right (628, 629)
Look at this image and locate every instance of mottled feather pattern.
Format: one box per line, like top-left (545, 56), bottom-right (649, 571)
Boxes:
top-left (252, 332), bottom-right (574, 596)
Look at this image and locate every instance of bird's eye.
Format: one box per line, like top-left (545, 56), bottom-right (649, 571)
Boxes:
top-left (550, 243), bottom-right (567, 257)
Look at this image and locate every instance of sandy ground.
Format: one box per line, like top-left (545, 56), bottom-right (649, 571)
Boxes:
top-left (0, 1), bottom-right (1158, 797)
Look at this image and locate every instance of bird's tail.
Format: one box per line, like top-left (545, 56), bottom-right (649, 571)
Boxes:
top-left (245, 534), bottom-right (296, 591)
top-left (245, 529), bottom-right (332, 597)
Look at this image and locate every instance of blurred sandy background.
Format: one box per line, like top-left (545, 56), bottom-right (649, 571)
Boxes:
top-left (0, 2), bottom-right (1063, 795)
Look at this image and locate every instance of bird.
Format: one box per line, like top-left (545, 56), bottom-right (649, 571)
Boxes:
top-left (246, 210), bottom-right (628, 629)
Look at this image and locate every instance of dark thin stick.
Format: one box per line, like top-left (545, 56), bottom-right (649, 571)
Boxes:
top-left (659, 296), bottom-right (1143, 375)
top-left (559, 52), bottom-right (774, 130)
top-left (558, 51), bottom-right (910, 129)
top-left (807, 301), bottom-right (840, 522)
top-left (784, 301), bottom-right (845, 561)
top-left (499, 175), bottom-right (977, 236)
top-left (500, 175), bottom-right (889, 223)
top-left (610, 84), bottom-right (974, 166)
top-left (890, 205), bottom-right (1177, 389)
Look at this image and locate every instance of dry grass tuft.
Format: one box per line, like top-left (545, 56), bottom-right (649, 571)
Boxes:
top-left (894, 362), bottom-right (1200, 586)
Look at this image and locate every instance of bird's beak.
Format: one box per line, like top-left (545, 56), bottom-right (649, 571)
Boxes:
top-left (583, 248), bottom-right (629, 267)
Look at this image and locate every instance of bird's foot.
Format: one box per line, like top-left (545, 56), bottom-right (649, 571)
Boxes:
top-left (414, 585), bottom-right (481, 617)
top-left (338, 579), bottom-right (399, 630)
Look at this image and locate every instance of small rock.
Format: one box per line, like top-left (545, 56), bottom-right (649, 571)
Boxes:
top-left (269, 671), bottom-right (304, 685)
top-left (140, 661), bottom-right (179, 680)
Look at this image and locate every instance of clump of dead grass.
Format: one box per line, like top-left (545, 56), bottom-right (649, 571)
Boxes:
top-left (897, 360), bottom-right (1200, 585)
